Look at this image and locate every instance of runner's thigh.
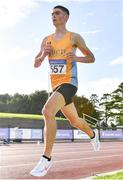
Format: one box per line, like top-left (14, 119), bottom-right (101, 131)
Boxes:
top-left (43, 91), bottom-right (66, 115)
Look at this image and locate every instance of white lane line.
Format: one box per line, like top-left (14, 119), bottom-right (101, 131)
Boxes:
top-left (0, 154), bottom-right (123, 168)
top-left (1, 148), bottom-right (123, 158)
top-left (1, 145), bottom-right (123, 152)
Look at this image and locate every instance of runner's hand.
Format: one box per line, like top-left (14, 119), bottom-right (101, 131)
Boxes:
top-left (66, 51), bottom-right (77, 62)
top-left (43, 42), bottom-right (53, 57)
top-left (34, 56), bottom-right (43, 67)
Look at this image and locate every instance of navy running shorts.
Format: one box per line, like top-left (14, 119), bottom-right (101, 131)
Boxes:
top-left (53, 83), bottom-right (77, 105)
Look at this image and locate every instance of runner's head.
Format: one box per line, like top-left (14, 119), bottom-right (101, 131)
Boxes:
top-left (52, 5), bottom-right (69, 26)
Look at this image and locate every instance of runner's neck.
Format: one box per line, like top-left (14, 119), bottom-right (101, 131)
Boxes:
top-left (53, 28), bottom-right (69, 41)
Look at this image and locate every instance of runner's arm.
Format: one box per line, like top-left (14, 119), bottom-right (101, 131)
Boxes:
top-left (73, 33), bottom-right (95, 63)
top-left (34, 37), bottom-right (52, 68)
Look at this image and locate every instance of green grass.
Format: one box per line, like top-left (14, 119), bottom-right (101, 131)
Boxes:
top-left (93, 171), bottom-right (123, 180)
top-left (0, 112), bottom-right (66, 120)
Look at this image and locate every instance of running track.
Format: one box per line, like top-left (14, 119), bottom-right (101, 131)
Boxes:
top-left (0, 141), bottom-right (123, 179)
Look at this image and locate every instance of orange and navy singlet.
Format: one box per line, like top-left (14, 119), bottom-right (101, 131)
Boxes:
top-left (47, 31), bottom-right (78, 90)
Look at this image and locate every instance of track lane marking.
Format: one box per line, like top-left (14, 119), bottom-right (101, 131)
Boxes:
top-left (1, 148), bottom-right (123, 158)
top-left (0, 154), bottom-right (123, 168)
top-left (1, 144), bottom-right (123, 152)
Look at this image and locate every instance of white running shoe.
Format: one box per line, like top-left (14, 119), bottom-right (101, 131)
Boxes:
top-left (30, 156), bottom-right (52, 177)
top-left (91, 129), bottom-right (100, 151)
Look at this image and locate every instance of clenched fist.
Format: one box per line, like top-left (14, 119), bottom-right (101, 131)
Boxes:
top-left (43, 42), bottom-right (53, 57)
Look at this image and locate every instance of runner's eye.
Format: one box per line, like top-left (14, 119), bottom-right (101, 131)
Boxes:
top-left (52, 11), bottom-right (61, 16)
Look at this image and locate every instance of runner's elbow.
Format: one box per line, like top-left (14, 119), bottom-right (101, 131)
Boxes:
top-left (90, 55), bottom-right (95, 63)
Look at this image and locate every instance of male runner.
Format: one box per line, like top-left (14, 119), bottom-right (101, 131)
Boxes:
top-left (30, 5), bottom-right (100, 177)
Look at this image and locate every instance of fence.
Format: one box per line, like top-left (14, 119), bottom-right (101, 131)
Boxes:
top-left (0, 127), bottom-right (123, 142)
top-left (83, 113), bottom-right (98, 126)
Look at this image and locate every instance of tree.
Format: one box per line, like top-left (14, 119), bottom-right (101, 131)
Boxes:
top-left (0, 94), bottom-right (11, 112)
top-left (109, 82), bottom-right (123, 125)
top-left (0, 94), bottom-right (11, 103)
top-left (73, 95), bottom-right (94, 117)
top-left (29, 90), bottom-right (48, 114)
top-left (7, 93), bottom-right (26, 113)
top-left (90, 94), bottom-right (101, 120)
top-left (99, 93), bottom-right (112, 123)
top-left (99, 82), bottom-right (123, 125)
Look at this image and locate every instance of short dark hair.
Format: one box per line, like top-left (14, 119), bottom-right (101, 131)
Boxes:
top-left (53, 5), bottom-right (70, 16)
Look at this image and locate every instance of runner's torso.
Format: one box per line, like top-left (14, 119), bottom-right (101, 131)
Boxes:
top-left (47, 31), bottom-right (78, 90)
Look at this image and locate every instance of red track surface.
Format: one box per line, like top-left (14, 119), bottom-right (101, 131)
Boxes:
top-left (0, 141), bottom-right (123, 179)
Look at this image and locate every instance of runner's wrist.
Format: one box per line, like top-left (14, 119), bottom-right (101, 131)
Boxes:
top-left (74, 56), bottom-right (79, 62)
top-left (38, 54), bottom-right (45, 63)
top-left (42, 51), bottom-right (49, 58)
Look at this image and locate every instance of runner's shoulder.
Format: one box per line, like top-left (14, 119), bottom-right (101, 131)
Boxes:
top-left (70, 32), bottom-right (84, 46)
top-left (42, 34), bottom-right (53, 43)
top-left (71, 32), bottom-right (84, 40)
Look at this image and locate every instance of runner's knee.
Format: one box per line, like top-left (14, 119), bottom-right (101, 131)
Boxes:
top-left (42, 105), bottom-right (55, 119)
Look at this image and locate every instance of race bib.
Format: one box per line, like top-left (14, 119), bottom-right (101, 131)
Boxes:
top-left (49, 60), bottom-right (66, 74)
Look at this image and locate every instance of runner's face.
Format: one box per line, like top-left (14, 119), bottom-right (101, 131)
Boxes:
top-left (52, 8), bottom-right (67, 26)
